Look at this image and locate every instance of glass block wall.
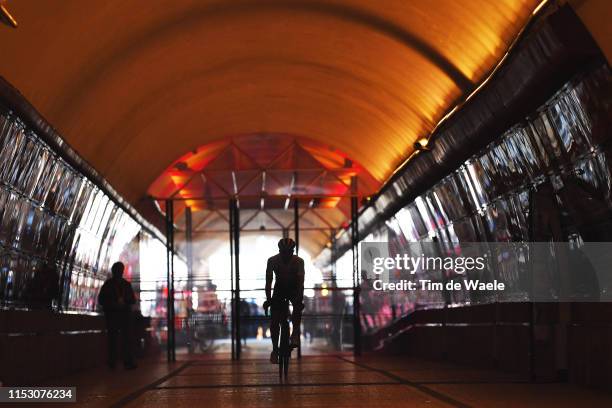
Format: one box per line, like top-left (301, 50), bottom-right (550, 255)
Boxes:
top-left (0, 109), bottom-right (157, 313)
top-left (335, 65), bottom-right (612, 333)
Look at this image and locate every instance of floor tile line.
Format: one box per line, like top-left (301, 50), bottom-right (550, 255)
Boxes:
top-left (110, 361), bottom-right (193, 408)
top-left (186, 355), bottom-right (345, 365)
top-left (176, 370), bottom-right (371, 376)
top-left (188, 360), bottom-right (345, 366)
top-left (337, 356), bottom-right (473, 408)
top-left (173, 372), bottom-right (532, 385)
top-left (416, 380), bottom-right (531, 385)
top-left (154, 381), bottom-right (400, 389)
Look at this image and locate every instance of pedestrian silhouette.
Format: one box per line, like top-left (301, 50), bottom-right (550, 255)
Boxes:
top-left (28, 262), bottom-right (59, 309)
top-left (98, 262), bottom-right (137, 370)
top-left (240, 299), bottom-right (250, 346)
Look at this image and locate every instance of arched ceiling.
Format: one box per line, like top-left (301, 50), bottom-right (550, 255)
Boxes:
top-left (0, 0), bottom-right (542, 205)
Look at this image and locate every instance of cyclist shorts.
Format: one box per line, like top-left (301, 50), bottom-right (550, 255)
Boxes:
top-left (271, 291), bottom-right (303, 311)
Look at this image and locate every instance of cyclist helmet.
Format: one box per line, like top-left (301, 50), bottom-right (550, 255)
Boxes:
top-left (278, 237), bottom-right (296, 252)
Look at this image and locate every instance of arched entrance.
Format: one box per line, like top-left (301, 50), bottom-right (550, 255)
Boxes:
top-left (147, 133), bottom-right (379, 360)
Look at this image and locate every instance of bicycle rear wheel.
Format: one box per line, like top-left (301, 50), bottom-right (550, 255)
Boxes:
top-left (279, 320), bottom-right (290, 381)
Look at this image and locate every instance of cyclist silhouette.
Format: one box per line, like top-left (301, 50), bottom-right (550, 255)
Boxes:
top-left (263, 238), bottom-right (305, 364)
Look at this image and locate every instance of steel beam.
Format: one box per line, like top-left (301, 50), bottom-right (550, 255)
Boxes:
top-left (151, 193), bottom-right (360, 201)
top-left (165, 200), bottom-right (176, 362)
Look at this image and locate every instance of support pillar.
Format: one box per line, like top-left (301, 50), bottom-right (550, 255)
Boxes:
top-left (165, 200), bottom-right (176, 362)
top-left (294, 198), bottom-right (301, 359)
top-left (351, 177), bottom-right (361, 357)
top-left (331, 229), bottom-right (337, 285)
top-left (229, 200), bottom-right (235, 360)
top-left (185, 207), bottom-right (193, 292)
top-left (294, 198), bottom-right (300, 255)
top-left (231, 198), bottom-right (241, 360)
top-left (185, 206), bottom-right (194, 356)
top-left (330, 228), bottom-right (342, 351)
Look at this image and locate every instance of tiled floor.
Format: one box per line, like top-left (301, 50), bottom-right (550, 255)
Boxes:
top-left (43, 353), bottom-right (612, 407)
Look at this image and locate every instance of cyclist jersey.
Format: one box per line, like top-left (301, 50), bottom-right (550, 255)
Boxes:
top-left (267, 254), bottom-right (304, 296)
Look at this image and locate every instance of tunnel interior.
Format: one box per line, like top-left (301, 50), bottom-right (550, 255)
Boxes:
top-left (0, 0), bottom-right (612, 406)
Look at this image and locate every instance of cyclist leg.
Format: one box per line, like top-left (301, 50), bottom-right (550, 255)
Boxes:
top-left (289, 293), bottom-right (304, 347)
top-left (269, 297), bottom-right (283, 363)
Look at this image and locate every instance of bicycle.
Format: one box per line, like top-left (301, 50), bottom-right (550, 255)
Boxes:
top-left (187, 310), bottom-right (224, 353)
top-left (265, 298), bottom-right (292, 382)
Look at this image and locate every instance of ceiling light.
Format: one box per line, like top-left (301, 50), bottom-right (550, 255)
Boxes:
top-left (414, 138), bottom-right (431, 152)
top-left (0, 3), bottom-right (17, 28)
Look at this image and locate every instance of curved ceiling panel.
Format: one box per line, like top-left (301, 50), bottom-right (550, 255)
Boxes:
top-left (0, 0), bottom-right (540, 207)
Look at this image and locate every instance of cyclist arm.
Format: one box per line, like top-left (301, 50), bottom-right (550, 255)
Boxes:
top-left (265, 258), bottom-right (273, 301)
top-left (296, 258), bottom-right (305, 305)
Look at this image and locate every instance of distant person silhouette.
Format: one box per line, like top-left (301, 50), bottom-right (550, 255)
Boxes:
top-left (28, 262), bottom-right (59, 309)
top-left (330, 281), bottom-right (346, 350)
top-left (240, 299), bottom-right (250, 346)
top-left (98, 262), bottom-right (137, 370)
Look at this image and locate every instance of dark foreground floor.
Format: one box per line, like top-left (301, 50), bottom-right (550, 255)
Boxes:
top-left (40, 353), bottom-right (612, 408)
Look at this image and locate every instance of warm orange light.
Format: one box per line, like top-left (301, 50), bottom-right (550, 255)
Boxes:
top-left (0, 0), bottom-right (541, 209)
top-left (416, 138), bottom-right (429, 148)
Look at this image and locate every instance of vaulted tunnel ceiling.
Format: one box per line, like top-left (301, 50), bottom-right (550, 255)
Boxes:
top-left (0, 0), bottom-right (543, 253)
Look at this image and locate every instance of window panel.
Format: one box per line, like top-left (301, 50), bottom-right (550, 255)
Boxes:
top-left (467, 159), bottom-right (493, 206)
top-left (68, 179), bottom-right (90, 223)
top-left (0, 193), bottom-right (20, 246)
top-left (457, 164), bottom-right (485, 211)
top-left (0, 251), bottom-right (11, 305)
top-left (22, 140), bottom-right (50, 199)
top-left (30, 206), bottom-right (48, 256)
top-left (433, 177), bottom-right (468, 222)
top-left (59, 170), bottom-right (84, 218)
top-left (0, 112), bottom-right (10, 150)
top-left (31, 155), bottom-right (59, 204)
top-left (548, 91), bottom-right (593, 161)
top-left (14, 200), bottom-right (39, 252)
top-left (424, 191), bottom-right (447, 229)
top-left (0, 188), bottom-right (10, 234)
top-left (0, 119), bottom-right (26, 186)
